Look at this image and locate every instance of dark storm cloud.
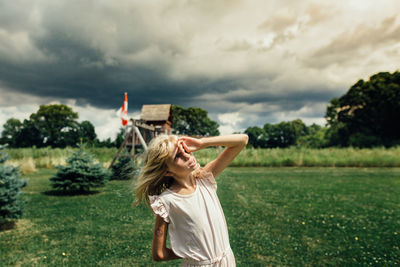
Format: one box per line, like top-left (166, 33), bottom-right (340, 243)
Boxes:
top-left (0, 58), bottom-right (204, 110)
top-left (0, 16), bottom-right (283, 113)
top-left (1, 0), bottom-right (400, 136)
top-left (222, 89), bottom-right (337, 106)
top-left (0, 0), bottom-right (246, 111)
top-left (0, 0), bottom-right (207, 109)
top-left (0, 33), bottom-right (195, 110)
top-left (0, 0), bottom-right (344, 112)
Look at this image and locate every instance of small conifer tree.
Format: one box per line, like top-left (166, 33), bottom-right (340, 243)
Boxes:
top-left (0, 153), bottom-right (27, 223)
top-left (50, 150), bottom-right (110, 193)
top-left (111, 157), bottom-right (138, 180)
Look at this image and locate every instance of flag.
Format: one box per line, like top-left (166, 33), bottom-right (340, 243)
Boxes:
top-left (117, 92), bottom-right (129, 126)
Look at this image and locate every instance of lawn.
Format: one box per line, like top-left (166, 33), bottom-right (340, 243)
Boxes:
top-left (1, 168), bottom-right (399, 266)
top-left (4, 146), bottom-right (400, 171)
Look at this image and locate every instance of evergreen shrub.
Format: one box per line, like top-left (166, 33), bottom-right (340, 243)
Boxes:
top-left (50, 150), bottom-right (110, 192)
top-left (111, 157), bottom-right (138, 180)
top-left (0, 153), bottom-right (27, 222)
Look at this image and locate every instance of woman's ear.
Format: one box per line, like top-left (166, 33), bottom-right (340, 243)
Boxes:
top-left (165, 171), bottom-right (174, 177)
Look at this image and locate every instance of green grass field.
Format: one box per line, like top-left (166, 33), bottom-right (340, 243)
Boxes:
top-left (1, 168), bottom-right (399, 266)
top-left (4, 146), bottom-right (400, 171)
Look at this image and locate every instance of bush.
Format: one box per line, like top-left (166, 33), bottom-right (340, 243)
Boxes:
top-left (50, 150), bottom-right (110, 193)
top-left (0, 153), bottom-right (27, 222)
top-left (111, 157), bottom-right (138, 180)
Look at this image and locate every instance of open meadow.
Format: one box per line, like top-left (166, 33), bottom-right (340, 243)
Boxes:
top-left (1, 167), bottom-right (399, 266)
top-left (3, 146), bottom-right (400, 175)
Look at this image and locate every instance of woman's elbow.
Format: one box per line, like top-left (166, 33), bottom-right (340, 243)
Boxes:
top-left (152, 250), bottom-right (165, 261)
top-left (152, 252), bottom-right (162, 261)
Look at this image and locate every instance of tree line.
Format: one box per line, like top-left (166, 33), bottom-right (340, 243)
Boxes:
top-left (0, 104), bottom-right (220, 148)
top-left (1, 71), bottom-right (399, 149)
top-left (0, 105), bottom-right (98, 148)
top-left (245, 120), bottom-right (327, 148)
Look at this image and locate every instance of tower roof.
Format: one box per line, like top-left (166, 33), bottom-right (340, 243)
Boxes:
top-left (140, 104), bottom-right (171, 122)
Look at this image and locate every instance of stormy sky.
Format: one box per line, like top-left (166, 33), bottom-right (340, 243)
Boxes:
top-left (1, 0), bottom-right (400, 140)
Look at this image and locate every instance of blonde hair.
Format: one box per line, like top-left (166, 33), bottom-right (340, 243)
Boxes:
top-left (134, 134), bottom-right (178, 207)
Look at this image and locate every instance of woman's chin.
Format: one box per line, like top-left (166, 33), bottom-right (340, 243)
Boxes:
top-left (188, 162), bottom-right (199, 170)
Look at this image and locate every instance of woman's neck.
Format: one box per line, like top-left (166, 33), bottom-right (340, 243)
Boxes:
top-left (171, 172), bottom-right (196, 190)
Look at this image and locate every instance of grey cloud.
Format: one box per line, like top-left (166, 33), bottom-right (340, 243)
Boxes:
top-left (223, 89), bottom-right (337, 106)
top-left (0, 0), bottom-right (247, 111)
top-left (195, 82), bottom-right (336, 126)
top-left (0, 0), bottom-right (35, 32)
top-left (307, 15), bottom-right (400, 68)
top-left (1, 0), bottom-right (395, 137)
top-left (258, 12), bottom-right (297, 33)
top-left (257, 3), bottom-right (332, 32)
top-left (223, 40), bottom-right (253, 52)
top-left (0, 3), bottom-right (192, 109)
top-left (208, 99), bottom-right (328, 132)
top-left (305, 4), bottom-right (333, 25)
top-left (196, 69), bottom-right (341, 109)
top-left (255, 4), bottom-right (333, 50)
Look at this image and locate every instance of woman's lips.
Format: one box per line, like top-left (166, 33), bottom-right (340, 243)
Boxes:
top-left (188, 158), bottom-right (197, 168)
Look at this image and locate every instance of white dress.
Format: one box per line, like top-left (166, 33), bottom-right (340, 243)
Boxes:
top-left (149, 170), bottom-right (236, 267)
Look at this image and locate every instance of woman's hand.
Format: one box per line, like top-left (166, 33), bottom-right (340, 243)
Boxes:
top-left (178, 137), bottom-right (204, 152)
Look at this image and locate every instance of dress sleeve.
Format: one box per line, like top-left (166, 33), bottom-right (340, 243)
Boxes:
top-left (149, 195), bottom-right (170, 223)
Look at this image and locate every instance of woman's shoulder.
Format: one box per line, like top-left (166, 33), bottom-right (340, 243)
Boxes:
top-left (192, 167), bottom-right (217, 191)
top-left (192, 167), bottom-right (213, 179)
top-left (149, 189), bottom-right (177, 210)
top-left (157, 189), bottom-right (174, 201)
top-left (149, 189), bottom-right (173, 204)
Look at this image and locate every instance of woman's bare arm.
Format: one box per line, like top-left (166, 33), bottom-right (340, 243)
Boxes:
top-left (180, 134), bottom-right (248, 178)
top-left (152, 215), bottom-right (181, 261)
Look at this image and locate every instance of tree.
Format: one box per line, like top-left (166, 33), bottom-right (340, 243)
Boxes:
top-left (29, 104), bottom-right (79, 147)
top-left (93, 137), bottom-right (115, 148)
top-left (71, 121), bottom-right (97, 145)
top-left (0, 153), bottom-right (27, 223)
top-left (114, 127), bottom-right (125, 148)
top-left (244, 119), bottom-right (312, 148)
top-left (277, 119), bottom-right (308, 147)
top-left (171, 105), bottom-right (220, 136)
top-left (297, 124), bottom-right (329, 148)
top-left (77, 121), bottom-right (97, 145)
top-left (50, 150), bottom-right (110, 193)
top-left (263, 119), bottom-right (309, 148)
top-left (17, 119), bottom-right (44, 148)
top-left (0, 118), bottom-right (22, 147)
top-left (262, 123), bottom-right (278, 148)
top-left (326, 71), bottom-right (400, 147)
top-left (244, 126), bottom-right (267, 148)
top-left (111, 157), bottom-right (137, 180)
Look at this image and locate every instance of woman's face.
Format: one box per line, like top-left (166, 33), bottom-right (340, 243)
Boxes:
top-left (166, 140), bottom-right (198, 178)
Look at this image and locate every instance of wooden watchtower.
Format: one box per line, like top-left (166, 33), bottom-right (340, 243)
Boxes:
top-left (140, 104), bottom-right (172, 135)
top-left (109, 104), bottom-right (173, 168)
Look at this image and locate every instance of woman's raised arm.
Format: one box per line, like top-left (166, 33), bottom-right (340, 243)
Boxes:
top-left (180, 134), bottom-right (248, 178)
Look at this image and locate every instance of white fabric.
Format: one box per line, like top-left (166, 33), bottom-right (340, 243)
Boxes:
top-left (149, 195), bottom-right (170, 223)
top-left (181, 246), bottom-right (235, 267)
top-left (149, 172), bottom-right (235, 266)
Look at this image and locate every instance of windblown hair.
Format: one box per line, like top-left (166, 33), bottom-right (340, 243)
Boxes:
top-left (134, 134), bottom-right (177, 207)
